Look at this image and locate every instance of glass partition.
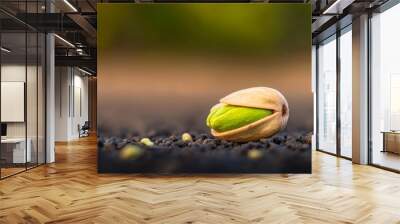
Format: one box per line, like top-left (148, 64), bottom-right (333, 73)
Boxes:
top-left (27, 30), bottom-right (38, 169)
top-left (0, 4), bottom-right (46, 179)
top-left (0, 31), bottom-right (28, 177)
top-left (317, 35), bottom-right (337, 154)
top-left (38, 32), bottom-right (45, 165)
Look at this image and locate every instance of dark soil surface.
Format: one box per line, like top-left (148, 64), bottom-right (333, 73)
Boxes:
top-left (98, 132), bottom-right (311, 173)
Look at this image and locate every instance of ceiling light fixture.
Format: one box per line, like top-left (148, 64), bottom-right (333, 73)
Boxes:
top-left (63, 0), bottom-right (78, 12)
top-left (78, 67), bottom-right (93, 76)
top-left (54, 34), bottom-right (75, 48)
top-left (322, 0), bottom-right (354, 15)
top-left (1, 47), bottom-right (11, 53)
top-left (76, 48), bottom-right (86, 56)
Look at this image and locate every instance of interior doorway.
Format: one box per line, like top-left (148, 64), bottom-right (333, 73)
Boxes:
top-left (54, 67), bottom-right (96, 143)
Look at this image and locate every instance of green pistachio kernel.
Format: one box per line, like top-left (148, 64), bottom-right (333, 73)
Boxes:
top-left (206, 104), bottom-right (273, 132)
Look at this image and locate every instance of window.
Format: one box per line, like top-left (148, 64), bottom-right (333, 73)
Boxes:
top-left (317, 35), bottom-right (337, 154)
top-left (339, 26), bottom-right (352, 158)
top-left (370, 3), bottom-right (400, 171)
top-left (316, 25), bottom-right (353, 159)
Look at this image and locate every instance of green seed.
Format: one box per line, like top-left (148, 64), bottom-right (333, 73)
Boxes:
top-left (140, 138), bottom-right (154, 147)
top-left (247, 149), bottom-right (263, 160)
top-left (182, 133), bottom-right (193, 142)
top-left (120, 144), bottom-right (143, 160)
top-left (206, 104), bottom-right (273, 132)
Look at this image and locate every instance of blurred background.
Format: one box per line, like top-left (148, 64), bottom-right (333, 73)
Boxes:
top-left (97, 4), bottom-right (312, 136)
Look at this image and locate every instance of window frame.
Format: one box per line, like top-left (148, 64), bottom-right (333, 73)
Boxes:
top-left (315, 23), bottom-right (353, 160)
top-left (367, 0), bottom-right (400, 173)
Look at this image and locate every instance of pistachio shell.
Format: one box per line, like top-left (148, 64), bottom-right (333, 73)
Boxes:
top-left (210, 87), bottom-right (289, 142)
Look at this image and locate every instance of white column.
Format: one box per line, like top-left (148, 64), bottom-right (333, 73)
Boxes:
top-left (352, 14), bottom-right (369, 164)
top-left (46, 32), bottom-right (55, 163)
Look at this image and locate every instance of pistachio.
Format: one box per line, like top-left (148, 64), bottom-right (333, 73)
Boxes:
top-left (207, 87), bottom-right (289, 142)
top-left (120, 144), bottom-right (143, 160)
top-left (247, 149), bottom-right (263, 160)
top-left (182, 133), bottom-right (193, 142)
top-left (140, 138), bottom-right (154, 147)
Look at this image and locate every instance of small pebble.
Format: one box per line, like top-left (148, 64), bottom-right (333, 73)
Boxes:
top-left (168, 135), bottom-right (178, 141)
top-left (191, 143), bottom-right (201, 148)
top-left (203, 139), bottom-right (214, 145)
top-left (104, 142), bottom-right (114, 151)
top-left (140, 138), bottom-right (154, 147)
top-left (247, 149), bottom-right (263, 160)
top-left (273, 136), bottom-right (284, 145)
top-left (182, 133), bottom-right (193, 142)
top-left (199, 134), bottom-right (208, 140)
top-left (116, 140), bottom-right (128, 149)
top-left (175, 140), bottom-right (186, 147)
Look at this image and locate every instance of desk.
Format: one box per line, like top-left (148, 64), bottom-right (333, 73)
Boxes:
top-left (1, 138), bottom-right (31, 163)
top-left (382, 131), bottom-right (400, 154)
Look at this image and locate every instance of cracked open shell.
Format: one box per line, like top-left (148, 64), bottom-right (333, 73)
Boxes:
top-left (207, 87), bottom-right (289, 142)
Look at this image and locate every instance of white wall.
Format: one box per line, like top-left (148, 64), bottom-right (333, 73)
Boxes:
top-left (72, 73), bottom-right (89, 138)
top-left (1, 65), bottom-right (39, 137)
top-left (1, 65), bottom-right (27, 139)
top-left (1, 63), bottom-right (46, 164)
top-left (55, 67), bottom-right (89, 141)
top-left (55, 66), bottom-right (70, 141)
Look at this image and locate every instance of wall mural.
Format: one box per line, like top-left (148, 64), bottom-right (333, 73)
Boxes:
top-left (98, 3), bottom-right (312, 173)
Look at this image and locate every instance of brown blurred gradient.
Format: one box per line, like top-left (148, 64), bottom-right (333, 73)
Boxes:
top-left (98, 52), bottom-right (312, 135)
top-left (98, 4), bottom-right (312, 136)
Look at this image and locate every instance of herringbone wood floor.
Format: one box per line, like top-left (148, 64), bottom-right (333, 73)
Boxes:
top-left (1, 136), bottom-right (400, 224)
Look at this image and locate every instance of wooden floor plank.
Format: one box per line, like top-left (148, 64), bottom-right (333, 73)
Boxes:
top-left (0, 136), bottom-right (399, 223)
